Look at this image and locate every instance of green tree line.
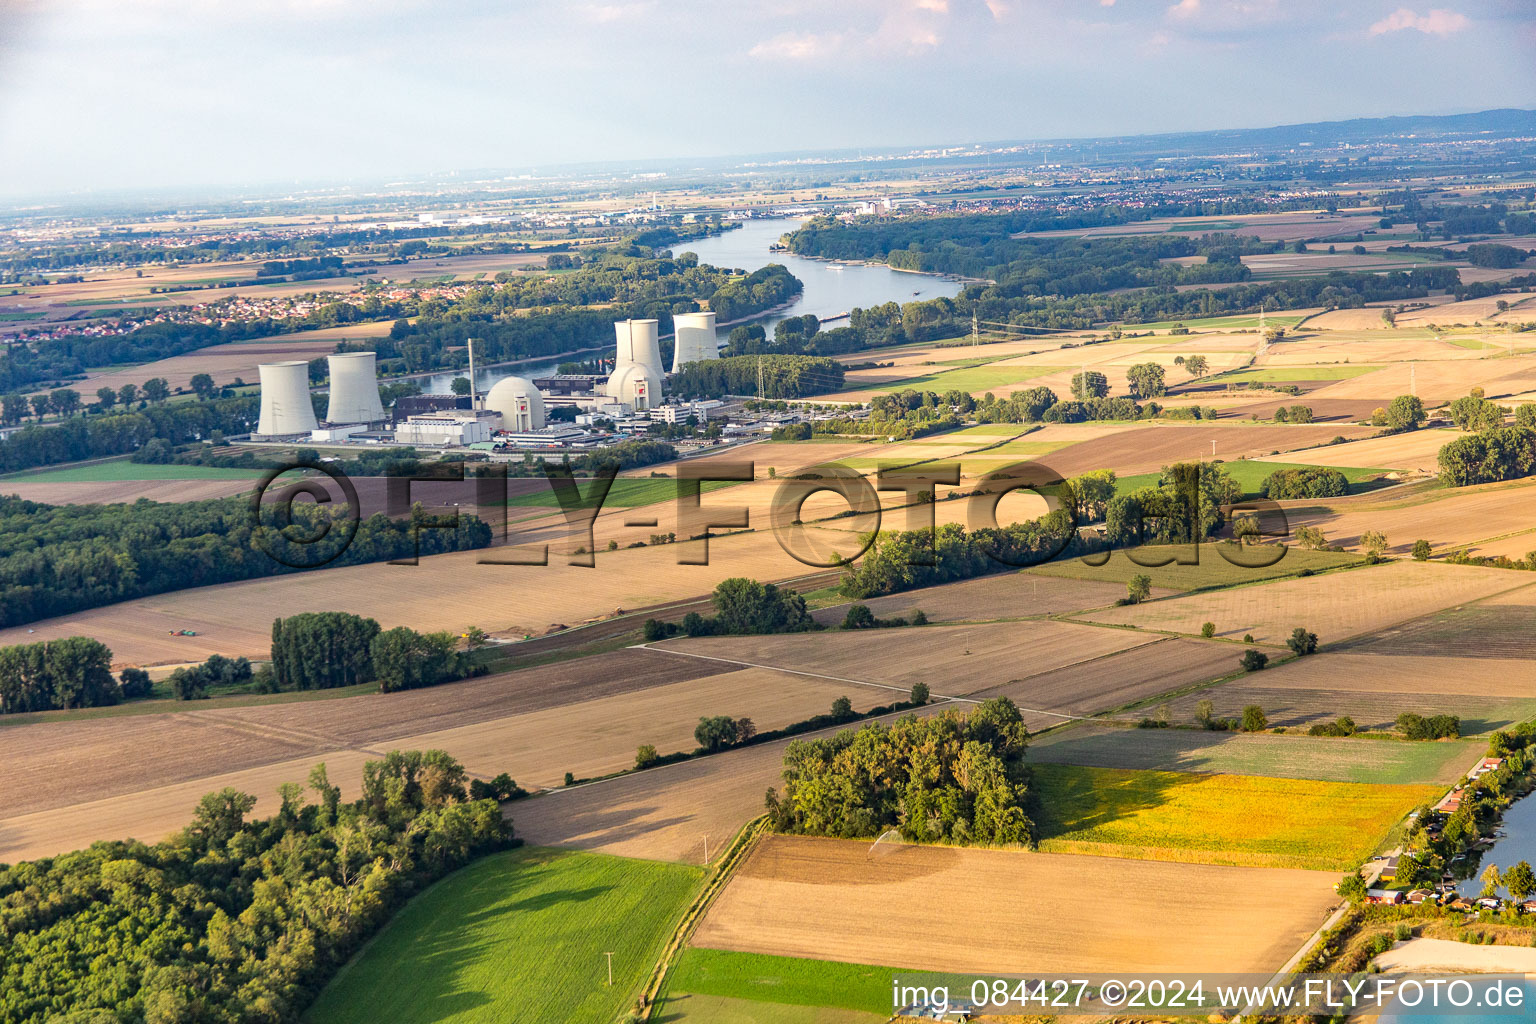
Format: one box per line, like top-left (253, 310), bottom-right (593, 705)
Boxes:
top-left (0, 496), bottom-right (492, 628)
top-left (0, 750), bottom-right (512, 1024)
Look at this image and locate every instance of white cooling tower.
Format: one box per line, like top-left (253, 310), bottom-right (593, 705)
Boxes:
top-left (256, 361), bottom-right (319, 437)
top-left (484, 375), bottom-right (547, 431)
top-left (325, 352), bottom-right (385, 424)
top-left (615, 319), bottom-right (665, 381)
top-left (604, 363), bottom-right (655, 411)
top-left (671, 311), bottom-right (719, 372)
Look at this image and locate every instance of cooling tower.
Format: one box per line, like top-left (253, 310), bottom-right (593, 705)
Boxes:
top-left (615, 319), bottom-right (664, 381)
top-left (671, 311), bottom-right (719, 372)
top-left (325, 351), bottom-right (385, 424)
top-left (484, 375), bottom-right (546, 431)
top-left (256, 361), bottom-right (319, 437)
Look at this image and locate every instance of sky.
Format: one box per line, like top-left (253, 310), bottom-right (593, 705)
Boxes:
top-left (0, 0), bottom-right (1533, 197)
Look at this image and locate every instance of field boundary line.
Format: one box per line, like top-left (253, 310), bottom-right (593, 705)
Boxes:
top-left (631, 642), bottom-right (980, 703)
top-left (640, 815), bottom-right (768, 1021)
top-left (533, 701), bottom-right (963, 797)
top-left (636, 643), bottom-right (1118, 724)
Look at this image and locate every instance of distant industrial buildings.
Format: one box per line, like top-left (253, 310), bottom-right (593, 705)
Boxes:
top-left (249, 311), bottom-right (737, 454)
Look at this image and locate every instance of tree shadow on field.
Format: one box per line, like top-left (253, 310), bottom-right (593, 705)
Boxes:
top-left (515, 790), bottom-right (700, 854)
top-left (1031, 727), bottom-right (1243, 774)
top-left (505, 883), bottom-right (613, 913)
top-left (1032, 764), bottom-right (1194, 839)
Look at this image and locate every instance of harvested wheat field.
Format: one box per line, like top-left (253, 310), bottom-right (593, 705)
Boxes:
top-left (1080, 560), bottom-right (1528, 645)
top-left (1290, 477), bottom-right (1536, 553)
top-left (0, 647), bottom-right (721, 819)
top-left (0, 660), bottom-right (896, 863)
top-left (970, 637), bottom-right (1239, 715)
top-left (510, 707), bottom-right (951, 864)
top-left (1211, 650), bottom-right (1536, 700)
top-left (1154, 680), bottom-right (1535, 738)
top-left (662, 620), bottom-right (1159, 706)
top-left (0, 526), bottom-right (824, 665)
top-left (1040, 424), bottom-right (1374, 478)
top-left (1311, 356), bottom-right (1536, 403)
top-left (0, 477), bottom-right (258, 504)
top-left (1331, 601), bottom-right (1536, 660)
top-left (0, 752), bottom-right (376, 867)
top-left (1254, 429), bottom-right (1459, 475)
top-left (1396, 293), bottom-right (1536, 326)
top-left (691, 835), bottom-right (1338, 975)
top-left (811, 572), bottom-right (1145, 626)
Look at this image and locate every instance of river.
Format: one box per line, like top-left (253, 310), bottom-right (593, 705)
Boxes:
top-left (413, 217), bottom-right (963, 394)
top-left (1455, 784), bottom-right (1536, 898)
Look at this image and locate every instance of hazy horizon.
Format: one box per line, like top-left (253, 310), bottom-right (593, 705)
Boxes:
top-left (1, 0), bottom-right (1534, 198)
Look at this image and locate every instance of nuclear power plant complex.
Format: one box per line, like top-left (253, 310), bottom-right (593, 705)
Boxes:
top-left (247, 313), bottom-right (727, 453)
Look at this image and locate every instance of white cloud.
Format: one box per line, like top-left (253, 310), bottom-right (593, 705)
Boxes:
top-left (1167, 0), bottom-right (1199, 18)
top-left (1369, 7), bottom-right (1470, 35)
top-left (583, 3), bottom-right (656, 24)
top-left (748, 30), bottom-right (842, 59)
top-left (985, 0), bottom-right (1013, 18)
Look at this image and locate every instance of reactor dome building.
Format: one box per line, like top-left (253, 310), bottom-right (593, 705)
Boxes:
top-left (604, 362), bottom-right (655, 410)
top-left (671, 311), bottom-right (719, 372)
top-left (324, 352), bottom-right (385, 424)
top-left (256, 360), bottom-right (319, 437)
top-left (484, 375), bottom-right (547, 431)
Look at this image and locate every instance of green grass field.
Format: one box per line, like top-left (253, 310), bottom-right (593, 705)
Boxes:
top-left (889, 364), bottom-right (1068, 393)
top-left (659, 949), bottom-right (900, 1020)
top-left (1113, 460), bottom-right (1397, 498)
top-left (503, 477), bottom-right (739, 508)
top-left (1164, 220), bottom-right (1246, 232)
top-left (0, 460), bottom-right (266, 482)
top-left (305, 847), bottom-right (701, 1024)
top-left (1206, 365), bottom-right (1381, 385)
top-left (1029, 725), bottom-right (1481, 786)
top-left (1030, 544), bottom-right (1364, 592)
top-left (1032, 764), bottom-right (1439, 870)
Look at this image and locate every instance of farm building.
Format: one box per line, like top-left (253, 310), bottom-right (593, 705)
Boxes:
top-left (1365, 888), bottom-right (1404, 905)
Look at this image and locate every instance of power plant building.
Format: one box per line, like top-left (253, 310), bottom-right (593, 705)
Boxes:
top-left (324, 352), bottom-right (386, 424)
top-left (671, 311), bottom-right (719, 371)
top-left (484, 375), bottom-right (547, 431)
top-left (395, 410), bottom-right (497, 446)
top-left (604, 362), bottom-right (655, 410)
top-left (256, 360), bottom-right (319, 437)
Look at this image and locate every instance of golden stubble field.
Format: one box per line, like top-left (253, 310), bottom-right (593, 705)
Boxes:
top-left (0, 421), bottom-right (1380, 666)
top-left (691, 835), bottom-right (1339, 975)
top-left (662, 620), bottom-right (1161, 706)
top-left (1289, 476), bottom-right (1536, 554)
top-left (0, 660), bottom-right (894, 864)
top-left (1253, 428), bottom-right (1461, 474)
top-left (1079, 560), bottom-right (1532, 644)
